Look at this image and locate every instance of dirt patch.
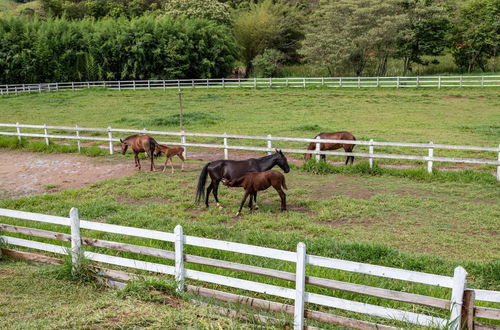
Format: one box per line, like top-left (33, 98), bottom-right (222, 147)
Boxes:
top-left (0, 150), bottom-right (136, 198)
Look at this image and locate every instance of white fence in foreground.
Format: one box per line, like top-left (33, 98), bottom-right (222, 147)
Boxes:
top-left (1, 207), bottom-right (499, 329)
top-left (0, 75), bottom-right (500, 95)
top-left (0, 122), bottom-right (499, 180)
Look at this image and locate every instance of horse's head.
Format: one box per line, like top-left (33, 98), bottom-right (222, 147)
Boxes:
top-left (120, 138), bottom-right (128, 155)
top-left (153, 144), bottom-right (162, 158)
top-left (274, 149), bottom-right (290, 173)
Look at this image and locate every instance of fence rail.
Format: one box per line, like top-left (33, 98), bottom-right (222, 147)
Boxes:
top-left (1, 207), bottom-right (499, 329)
top-left (1, 76), bottom-right (500, 95)
top-left (1, 122), bottom-right (499, 180)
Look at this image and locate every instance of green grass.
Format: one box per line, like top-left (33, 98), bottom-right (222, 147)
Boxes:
top-left (0, 258), bottom-right (255, 329)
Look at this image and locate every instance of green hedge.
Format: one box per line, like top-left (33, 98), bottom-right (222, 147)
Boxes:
top-left (0, 15), bottom-right (237, 84)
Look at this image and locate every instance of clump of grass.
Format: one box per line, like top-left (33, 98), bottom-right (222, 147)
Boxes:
top-left (0, 136), bottom-right (106, 157)
top-left (47, 249), bottom-right (95, 283)
top-left (459, 125), bottom-right (500, 139)
top-left (144, 112), bottom-right (221, 127)
top-left (293, 124), bottom-right (324, 132)
top-left (118, 277), bottom-right (182, 303)
top-left (301, 159), bottom-right (498, 184)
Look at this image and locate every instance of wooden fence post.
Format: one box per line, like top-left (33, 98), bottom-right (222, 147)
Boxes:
top-left (16, 122), bottom-right (21, 142)
top-left (267, 134), bottom-right (272, 156)
top-left (148, 80), bottom-right (151, 90)
top-left (174, 225), bottom-right (185, 293)
top-left (396, 76), bottom-right (400, 88)
top-left (286, 78), bottom-right (289, 87)
top-left (497, 144), bottom-right (500, 181)
top-left (107, 127), bottom-right (114, 155)
top-left (223, 133), bottom-right (229, 160)
top-left (303, 78), bottom-right (306, 88)
top-left (461, 289), bottom-right (475, 330)
top-left (254, 78), bottom-right (257, 88)
top-left (76, 125), bottom-right (81, 152)
top-left (294, 242), bottom-right (306, 330)
top-left (44, 124), bottom-right (49, 146)
top-left (70, 207), bottom-right (81, 275)
top-left (181, 131), bottom-right (187, 159)
top-left (449, 266), bottom-right (467, 330)
top-left (339, 77), bottom-right (342, 88)
top-left (438, 76), bottom-right (441, 89)
top-left (376, 76), bottom-right (380, 87)
top-left (238, 78), bottom-right (241, 88)
top-left (38, 84), bottom-right (41, 93)
top-left (357, 76), bottom-right (361, 88)
top-left (427, 142), bottom-right (434, 174)
top-left (133, 81), bottom-right (136, 91)
top-left (315, 136), bottom-right (321, 162)
top-left (369, 139), bottom-right (374, 169)
top-left (481, 75), bottom-right (484, 87)
top-left (72, 81), bottom-right (75, 91)
top-left (459, 76), bottom-right (463, 88)
top-left (416, 76), bottom-right (420, 87)
top-left (269, 78), bottom-right (272, 88)
top-left (118, 81), bottom-right (121, 91)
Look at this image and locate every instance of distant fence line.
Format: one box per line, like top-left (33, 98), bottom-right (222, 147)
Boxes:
top-left (1, 207), bottom-right (500, 329)
top-left (1, 75), bottom-right (500, 95)
top-left (0, 122), bottom-right (499, 180)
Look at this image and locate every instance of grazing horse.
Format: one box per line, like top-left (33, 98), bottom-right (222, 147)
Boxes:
top-left (304, 131), bottom-right (356, 165)
top-left (154, 144), bottom-right (185, 173)
top-left (222, 170), bottom-right (287, 216)
top-left (120, 135), bottom-right (157, 171)
top-left (195, 150), bottom-right (290, 208)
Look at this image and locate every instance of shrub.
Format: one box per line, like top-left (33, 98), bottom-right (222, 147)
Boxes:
top-left (252, 48), bottom-right (285, 77)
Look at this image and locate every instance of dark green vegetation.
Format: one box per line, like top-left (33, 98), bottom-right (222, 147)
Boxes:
top-left (1, 0), bottom-right (498, 82)
top-left (0, 15), bottom-right (237, 83)
top-left (0, 258), bottom-right (254, 328)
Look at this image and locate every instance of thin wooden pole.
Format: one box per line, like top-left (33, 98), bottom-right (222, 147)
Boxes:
top-left (181, 131), bottom-right (186, 159)
top-left (267, 134), bottom-right (272, 156)
top-left (44, 124), bottom-right (49, 146)
top-left (315, 136), bottom-right (321, 162)
top-left (427, 142), bottom-right (434, 174)
top-left (76, 125), bottom-right (81, 152)
top-left (449, 266), bottom-right (467, 330)
top-left (107, 127), bottom-right (114, 155)
top-left (369, 139), bottom-right (374, 168)
top-left (178, 88), bottom-right (183, 130)
top-left (16, 122), bottom-right (21, 142)
top-left (70, 207), bottom-right (81, 275)
top-left (174, 225), bottom-right (185, 293)
top-left (294, 242), bottom-right (306, 330)
top-left (223, 133), bottom-right (229, 160)
top-left (461, 289), bottom-right (475, 330)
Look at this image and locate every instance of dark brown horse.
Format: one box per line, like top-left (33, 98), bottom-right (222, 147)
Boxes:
top-left (154, 144), bottom-right (185, 173)
top-left (120, 135), bottom-right (157, 171)
top-left (222, 170), bottom-right (287, 216)
top-left (195, 150), bottom-right (290, 208)
top-left (304, 131), bottom-right (356, 165)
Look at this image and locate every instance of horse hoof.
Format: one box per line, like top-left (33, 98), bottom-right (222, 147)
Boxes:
top-left (254, 205), bottom-right (259, 210)
top-left (216, 203), bottom-right (223, 209)
top-left (235, 212), bottom-right (240, 217)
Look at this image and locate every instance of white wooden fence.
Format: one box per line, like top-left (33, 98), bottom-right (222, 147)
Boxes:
top-left (1, 123), bottom-right (499, 180)
top-left (1, 207), bottom-right (499, 329)
top-left (1, 76), bottom-right (500, 95)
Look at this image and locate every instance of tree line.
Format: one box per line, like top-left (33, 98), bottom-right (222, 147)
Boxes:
top-left (0, 0), bottom-right (498, 83)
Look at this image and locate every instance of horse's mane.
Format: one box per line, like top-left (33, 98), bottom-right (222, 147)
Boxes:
top-left (123, 135), bottom-right (139, 142)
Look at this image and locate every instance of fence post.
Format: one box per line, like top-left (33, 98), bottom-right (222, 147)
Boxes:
top-left (339, 77), bottom-right (342, 87)
top-left (294, 242), bottom-right (306, 330)
top-left (207, 79), bottom-right (209, 88)
top-left (438, 76), bottom-right (441, 89)
top-left (481, 75), bottom-right (484, 87)
top-left (396, 76), bottom-right (400, 88)
top-left (44, 124), bottom-right (49, 146)
top-left (358, 76), bottom-right (361, 88)
top-left (321, 77), bottom-right (324, 87)
top-left (76, 125), bottom-right (81, 152)
top-left (107, 127), bottom-right (114, 155)
top-left (148, 80), bottom-right (151, 90)
top-left (16, 122), bottom-right (21, 142)
top-left (497, 144), bottom-right (500, 181)
top-left (254, 77), bottom-right (257, 88)
top-left (376, 76), bottom-right (380, 87)
top-left (238, 78), bottom-right (241, 88)
top-left (174, 225), bottom-right (185, 293)
top-left (223, 133), bottom-right (229, 160)
top-left (269, 78), bottom-right (272, 88)
top-left (38, 84), bottom-right (41, 93)
top-left (70, 207), bottom-right (81, 275)
top-left (461, 289), bottom-right (475, 330)
top-left (459, 76), bottom-right (463, 88)
top-left (267, 134), bottom-right (272, 156)
top-left (222, 77), bottom-right (225, 88)
top-left (427, 142), bottom-right (434, 174)
top-left (303, 78), bottom-right (306, 88)
top-left (315, 135), bottom-right (321, 162)
top-left (133, 81), bottom-right (136, 91)
top-left (369, 139), bottom-right (374, 169)
top-left (449, 266), bottom-right (467, 330)
top-left (181, 130), bottom-right (187, 159)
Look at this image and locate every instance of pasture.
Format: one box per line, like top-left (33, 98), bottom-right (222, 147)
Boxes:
top-left (0, 87), bottom-right (499, 328)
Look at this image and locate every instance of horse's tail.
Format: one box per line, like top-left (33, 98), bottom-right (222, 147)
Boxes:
top-left (281, 175), bottom-right (288, 190)
top-left (195, 163), bottom-right (210, 203)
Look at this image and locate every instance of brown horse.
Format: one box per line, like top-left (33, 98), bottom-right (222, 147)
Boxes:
top-left (120, 135), bottom-right (157, 171)
top-left (222, 170), bottom-right (287, 216)
top-left (304, 131), bottom-right (356, 165)
top-left (154, 144), bottom-right (185, 173)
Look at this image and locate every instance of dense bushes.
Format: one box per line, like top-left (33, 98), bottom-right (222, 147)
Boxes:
top-left (0, 15), bottom-right (238, 84)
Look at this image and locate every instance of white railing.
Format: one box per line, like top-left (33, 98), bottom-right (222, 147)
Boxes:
top-left (1, 122), bottom-right (499, 180)
top-left (1, 76), bottom-right (500, 95)
top-left (1, 207), bottom-right (499, 329)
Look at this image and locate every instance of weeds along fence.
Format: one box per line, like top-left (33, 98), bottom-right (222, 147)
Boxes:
top-left (1, 207), bottom-right (499, 329)
top-left (0, 122), bottom-right (499, 180)
top-left (0, 76), bottom-right (500, 95)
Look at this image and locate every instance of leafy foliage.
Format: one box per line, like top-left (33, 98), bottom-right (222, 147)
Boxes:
top-left (163, 0), bottom-right (232, 25)
top-left (0, 15), bottom-right (237, 83)
top-left (252, 48), bottom-right (285, 77)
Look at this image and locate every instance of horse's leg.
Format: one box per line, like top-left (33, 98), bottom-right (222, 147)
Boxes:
top-left (163, 156), bottom-right (168, 172)
top-left (205, 181), bottom-right (214, 208)
top-left (253, 192), bottom-right (259, 210)
top-left (149, 149), bottom-right (155, 172)
top-left (178, 153), bottom-right (185, 171)
top-left (170, 157), bottom-right (175, 174)
top-left (321, 154), bottom-right (326, 162)
top-left (236, 191), bottom-right (250, 216)
top-left (213, 181), bottom-right (223, 209)
top-left (135, 152), bottom-right (141, 170)
top-left (275, 186), bottom-right (287, 211)
top-left (350, 155), bottom-right (355, 165)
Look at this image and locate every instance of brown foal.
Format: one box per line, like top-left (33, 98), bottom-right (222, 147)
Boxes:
top-left (154, 144), bottom-right (185, 173)
top-left (222, 170), bottom-right (287, 216)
